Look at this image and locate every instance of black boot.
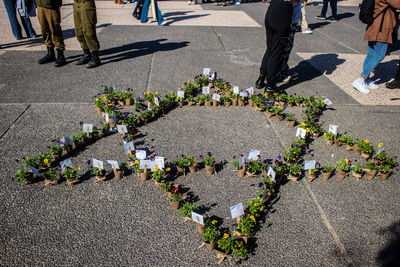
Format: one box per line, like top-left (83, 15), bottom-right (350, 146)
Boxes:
top-left (76, 49), bottom-right (91, 65)
top-left (54, 49), bottom-right (66, 67)
top-left (86, 51), bottom-right (101, 69)
top-left (255, 74), bottom-right (266, 89)
top-left (264, 82), bottom-right (277, 94)
top-left (386, 64), bottom-right (400, 89)
top-left (38, 47), bottom-right (55, 64)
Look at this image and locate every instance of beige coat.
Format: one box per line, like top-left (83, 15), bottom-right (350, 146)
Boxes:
top-left (364, 0), bottom-right (400, 44)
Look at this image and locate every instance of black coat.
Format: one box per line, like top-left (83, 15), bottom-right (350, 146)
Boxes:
top-left (265, 0), bottom-right (293, 35)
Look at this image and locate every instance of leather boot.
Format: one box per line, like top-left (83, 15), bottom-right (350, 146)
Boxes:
top-left (76, 49), bottom-right (91, 65)
top-left (255, 74), bottom-right (266, 89)
top-left (54, 49), bottom-right (67, 67)
top-left (264, 82), bottom-right (277, 94)
top-left (38, 47), bottom-right (55, 64)
top-left (86, 51), bottom-right (101, 69)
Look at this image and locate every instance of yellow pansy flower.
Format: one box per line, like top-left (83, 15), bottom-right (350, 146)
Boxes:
top-left (135, 160), bottom-right (139, 165)
top-left (44, 158), bottom-right (49, 164)
top-left (301, 121), bottom-right (306, 127)
top-left (233, 231), bottom-right (238, 237)
top-left (378, 143), bottom-right (383, 148)
top-left (260, 206), bottom-right (264, 212)
top-left (223, 233), bottom-right (229, 239)
top-left (155, 91), bottom-right (158, 95)
top-left (187, 79), bottom-right (191, 83)
top-left (306, 128), bottom-right (310, 133)
top-left (95, 98), bottom-right (99, 101)
top-left (181, 84), bottom-right (184, 88)
top-left (249, 215), bottom-right (256, 222)
top-left (254, 202), bottom-right (259, 207)
top-left (345, 159), bottom-right (349, 164)
top-left (155, 165), bottom-right (159, 171)
top-left (78, 165), bottom-right (81, 170)
top-left (264, 93), bottom-right (268, 97)
top-left (365, 139), bottom-right (369, 144)
top-left (166, 167), bottom-right (171, 172)
top-left (212, 220), bottom-right (217, 225)
top-left (323, 133), bottom-right (327, 137)
top-left (102, 96), bottom-right (107, 101)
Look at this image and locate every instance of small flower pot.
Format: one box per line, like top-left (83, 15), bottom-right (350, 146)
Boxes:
top-left (205, 100), bottom-right (211, 107)
top-left (205, 165), bottom-right (215, 175)
top-left (176, 166), bottom-right (185, 175)
top-left (170, 201), bottom-right (180, 211)
top-left (189, 163), bottom-right (199, 173)
top-left (225, 101), bottom-right (231, 107)
top-left (288, 120), bottom-right (296, 127)
top-left (215, 250), bottom-right (226, 262)
top-left (154, 181), bottom-right (162, 188)
top-left (313, 132), bottom-right (321, 138)
top-left (225, 91), bottom-right (232, 98)
top-left (140, 170), bottom-right (149, 181)
top-left (125, 98), bottom-right (134, 106)
top-left (288, 103), bottom-right (294, 107)
top-left (237, 168), bottom-right (246, 178)
top-left (288, 172), bottom-right (301, 182)
top-left (197, 223), bottom-right (205, 234)
top-left (178, 101), bottom-right (184, 108)
top-left (354, 146), bottom-right (362, 156)
top-left (254, 105), bottom-right (261, 112)
top-left (275, 115), bottom-right (283, 121)
top-left (205, 242), bottom-right (215, 251)
top-left (364, 169), bottom-right (377, 180)
top-left (113, 169), bottom-right (123, 179)
top-left (336, 169), bottom-right (347, 180)
top-left (238, 99), bottom-right (245, 107)
top-left (326, 139), bottom-right (334, 146)
top-left (321, 171), bottom-right (332, 180)
top-left (379, 170), bottom-right (392, 180)
top-left (266, 110), bottom-right (274, 117)
top-left (345, 144), bottom-right (353, 151)
top-left (248, 99), bottom-right (254, 107)
top-left (231, 98), bottom-right (238, 106)
top-left (45, 179), bottom-right (58, 186)
top-left (306, 171), bottom-right (317, 182)
top-left (212, 100), bottom-right (218, 107)
top-left (188, 101), bottom-right (195, 106)
top-left (352, 171), bottom-right (363, 180)
top-left (196, 102), bottom-right (202, 106)
top-left (118, 99), bottom-right (125, 106)
top-left (361, 152), bottom-right (371, 160)
top-left (334, 139), bottom-right (341, 147)
top-left (66, 178), bottom-right (78, 185)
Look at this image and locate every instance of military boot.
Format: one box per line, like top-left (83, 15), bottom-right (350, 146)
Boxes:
top-left (386, 64), bottom-right (400, 89)
top-left (38, 46), bottom-right (56, 64)
top-left (54, 49), bottom-right (67, 67)
top-left (255, 74), bottom-right (266, 89)
top-left (86, 51), bottom-right (101, 69)
top-left (76, 49), bottom-right (91, 65)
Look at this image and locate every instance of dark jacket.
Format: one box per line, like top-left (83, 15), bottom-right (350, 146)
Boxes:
top-left (266, 0), bottom-right (293, 35)
top-left (35, 0), bottom-right (62, 9)
top-left (364, 0), bottom-right (400, 44)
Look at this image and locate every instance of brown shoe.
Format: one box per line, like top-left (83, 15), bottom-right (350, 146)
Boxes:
top-left (114, 0), bottom-right (118, 3)
top-left (118, 1), bottom-right (125, 4)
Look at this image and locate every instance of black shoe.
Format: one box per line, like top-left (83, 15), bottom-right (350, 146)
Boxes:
top-left (315, 15), bottom-right (326, 20)
top-left (255, 74), bottom-right (266, 89)
top-left (38, 47), bottom-right (55, 64)
top-left (54, 49), bottom-right (67, 67)
top-left (87, 51), bottom-right (101, 69)
top-left (264, 83), bottom-right (277, 94)
top-left (386, 79), bottom-right (400, 89)
top-left (326, 16), bottom-right (338, 22)
top-left (76, 49), bottom-right (91, 65)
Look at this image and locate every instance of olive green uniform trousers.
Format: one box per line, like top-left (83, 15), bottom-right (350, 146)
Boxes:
top-left (73, 0), bottom-right (100, 52)
top-left (37, 6), bottom-right (65, 50)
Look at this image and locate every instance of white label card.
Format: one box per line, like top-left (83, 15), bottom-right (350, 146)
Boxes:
top-left (105, 113), bottom-right (109, 123)
top-left (155, 156), bottom-right (165, 169)
top-left (93, 158), bottom-right (104, 170)
top-left (154, 97), bottom-right (159, 106)
top-left (304, 160), bottom-right (316, 170)
top-left (136, 150), bottom-right (147, 160)
top-left (177, 90), bottom-right (185, 99)
top-left (107, 160), bottom-right (120, 170)
top-left (111, 85), bottom-right (116, 92)
top-left (239, 91), bottom-right (247, 97)
top-left (329, 125), bottom-right (339, 135)
top-left (124, 141), bottom-right (135, 154)
top-left (233, 86), bottom-right (240, 94)
top-left (376, 145), bottom-right (384, 155)
top-left (55, 138), bottom-right (64, 147)
top-left (246, 87), bottom-right (254, 95)
top-left (203, 68), bottom-right (210, 76)
top-left (230, 202), bottom-right (244, 219)
top-left (267, 167), bottom-right (276, 181)
top-left (82, 124), bottom-right (93, 133)
top-left (117, 124), bottom-right (128, 134)
top-left (202, 86), bottom-right (210, 95)
top-left (191, 212), bottom-right (204, 225)
top-left (30, 166), bottom-right (42, 177)
top-left (323, 98), bottom-right (333, 106)
top-left (212, 94), bottom-right (220, 101)
top-left (60, 158), bottom-right (73, 171)
top-left (296, 128), bottom-right (307, 139)
top-left (248, 149), bottom-right (261, 161)
top-left (139, 159), bottom-right (152, 170)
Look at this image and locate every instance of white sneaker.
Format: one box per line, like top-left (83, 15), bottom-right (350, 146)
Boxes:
top-left (302, 29), bottom-right (313, 34)
top-left (352, 78), bottom-right (370, 94)
top-left (188, 0), bottom-right (193, 4)
top-left (159, 21), bottom-right (167, 26)
top-left (235, 2), bottom-right (240, 4)
top-left (366, 80), bottom-right (379, 90)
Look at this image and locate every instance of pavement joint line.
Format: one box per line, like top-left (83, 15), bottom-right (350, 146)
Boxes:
top-left (314, 28), bottom-right (361, 54)
top-left (302, 180), bottom-right (355, 267)
top-left (0, 104), bottom-right (30, 141)
top-left (145, 53), bottom-right (156, 92)
top-left (211, 26), bottom-right (226, 51)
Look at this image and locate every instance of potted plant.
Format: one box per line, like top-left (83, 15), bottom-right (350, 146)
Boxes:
top-left (379, 164), bottom-right (392, 180)
top-left (44, 168), bottom-right (58, 186)
top-left (266, 105), bottom-right (274, 117)
top-left (310, 123), bottom-right (322, 138)
top-left (274, 106), bottom-right (283, 121)
top-left (352, 163), bottom-right (364, 180)
top-left (238, 95), bottom-right (245, 107)
top-left (151, 166), bottom-right (165, 187)
top-left (202, 224), bottom-right (219, 251)
top-left (364, 161), bottom-right (378, 180)
top-left (16, 169), bottom-right (35, 184)
top-left (230, 93), bottom-right (238, 106)
top-left (336, 133), bottom-right (348, 147)
top-left (236, 215), bottom-right (256, 244)
top-left (233, 156), bottom-right (246, 178)
top-left (195, 95), bottom-right (204, 106)
top-left (323, 132), bottom-right (334, 145)
top-left (170, 189), bottom-right (182, 211)
top-left (91, 166), bottom-right (106, 182)
top-left (204, 95), bottom-right (211, 107)
top-left (373, 151), bottom-right (387, 165)
top-left (248, 94), bottom-right (256, 107)
top-left (286, 114), bottom-right (296, 127)
top-left (321, 164), bottom-right (333, 180)
top-left (187, 155), bottom-right (199, 173)
top-left (354, 139), bottom-right (363, 156)
top-left (124, 90), bottom-right (134, 106)
top-left (361, 139), bottom-right (374, 159)
top-left (177, 201), bottom-right (198, 223)
top-left (215, 233), bottom-right (232, 262)
top-left (287, 96), bottom-right (295, 107)
top-left (288, 163), bottom-right (302, 182)
top-left (345, 136), bottom-right (354, 151)
top-left (231, 240), bottom-right (250, 263)
top-left (174, 155), bottom-right (188, 175)
top-left (335, 159), bottom-right (350, 180)
top-left (306, 168), bottom-right (319, 182)
top-left (63, 167), bottom-right (78, 185)
top-left (50, 145), bottom-right (62, 160)
top-left (246, 160), bottom-right (259, 177)
top-left (221, 95), bottom-right (231, 107)
top-left (201, 153), bottom-right (215, 175)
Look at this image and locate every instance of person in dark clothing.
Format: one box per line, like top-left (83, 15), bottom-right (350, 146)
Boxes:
top-left (255, 0), bottom-right (299, 93)
top-left (386, 57), bottom-right (400, 89)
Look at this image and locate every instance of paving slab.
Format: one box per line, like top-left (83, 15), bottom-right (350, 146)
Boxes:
top-left (0, 104), bottom-right (29, 138)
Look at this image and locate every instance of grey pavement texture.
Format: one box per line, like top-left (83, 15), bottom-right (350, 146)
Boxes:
top-left (1, 1), bottom-right (400, 266)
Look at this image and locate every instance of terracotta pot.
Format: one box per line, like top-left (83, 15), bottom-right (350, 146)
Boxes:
top-left (188, 101), bottom-right (195, 106)
top-left (125, 98), bottom-right (134, 106)
top-left (321, 171), bottom-right (332, 180)
top-left (275, 115), bottom-right (283, 121)
top-left (178, 101), bottom-right (184, 108)
top-left (176, 166), bottom-right (185, 175)
top-left (208, 82), bottom-right (214, 87)
top-left (212, 100), bottom-right (218, 107)
top-left (170, 201), bottom-right (180, 211)
top-left (248, 99), bottom-right (254, 107)
top-left (336, 169), bottom-right (347, 180)
top-left (196, 102), bottom-right (202, 106)
top-left (237, 168), bottom-right (246, 178)
top-left (364, 169), bottom-right (377, 180)
top-left (205, 100), bottom-right (211, 107)
top-left (113, 169), bottom-right (123, 179)
top-left (189, 163), bottom-right (199, 173)
top-left (306, 171), bottom-right (317, 182)
top-left (345, 144), bottom-right (353, 151)
top-left (197, 223), bottom-right (205, 234)
top-left (352, 171), bottom-right (363, 180)
top-left (326, 139), bottom-right (334, 146)
top-left (118, 99), bottom-right (125, 106)
top-left (288, 120), bottom-right (296, 127)
top-left (45, 179), bottom-right (58, 186)
top-left (266, 110), bottom-right (274, 117)
top-left (205, 242), bottom-right (215, 251)
top-left (154, 181), bottom-right (162, 188)
top-left (225, 101), bottom-right (231, 107)
top-left (231, 98), bottom-right (238, 106)
top-left (379, 170), bottom-right (392, 180)
top-left (205, 165), bottom-right (215, 175)
top-left (288, 103), bottom-right (293, 107)
top-left (354, 146), bottom-right (362, 156)
top-left (254, 104), bottom-right (261, 112)
top-left (288, 172), bottom-right (300, 182)
top-left (215, 250), bottom-right (226, 262)
top-left (140, 170), bottom-right (149, 181)
top-left (238, 99), bottom-right (244, 107)
top-left (96, 175), bottom-right (107, 182)
top-left (66, 178), bottom-right (78, 185)
top-left (361, 152), bottom-right (371, 160)
top-left (313, 132), bottom-right (321, 138)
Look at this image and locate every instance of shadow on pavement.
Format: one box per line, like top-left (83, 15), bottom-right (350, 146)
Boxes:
top-left (163, 11), bottom-right (210, 24)
top-left (371, 59), bottom-right (399, 85)
top-left (377, 221), bottom-right (400, 267)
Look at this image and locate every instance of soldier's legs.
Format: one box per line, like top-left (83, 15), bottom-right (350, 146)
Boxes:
top-left (74, 0), bottom-right (100, 51)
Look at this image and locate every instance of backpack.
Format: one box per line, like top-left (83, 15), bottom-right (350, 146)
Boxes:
top-left (359, 0), bottom-right (389, 25)
top-left (132, 0), bottom-right (145, 20)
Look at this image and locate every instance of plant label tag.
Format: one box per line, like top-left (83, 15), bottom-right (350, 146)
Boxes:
top-left (296, 128), bottom-right (307, 139)
top-left (154, 97), bottom-right (159, 106)
top-left (304, 160), bottom-right (316, 170)
top-left (124, 141), bottom-right (135, 154)
top-left (107, 160), bottom-right (120, 170)
top-left (65, 136), bottom-right (73, 146)
top-left (267, 167), bottom-right (276, 181)
top-left (248, 149), bottom-right (260, 161)
top-left (177, 90), bottom-right (185, 99)
top-left (230, 202), bottom-right (244, 219)
top-left (239, 91), bottom-right (247, 97)
top-left (117, 125), bottom-right (128, 134)
top-left (203, 68), bottom-right (210, 76)
top-left (211, 72), bottom-right (215, 79)
top-left (261, 187), bottom-right (267, 203)
top-left (136, 150), bottom-right (147, 160)
top-left (191, 212), bottom-right (204, 225)
top-left (105, 113), bottom-right (109, 122)
top-left (376, 145), bottom-right (384, 155)
top-left (110, 127), bottom-right (118, 133)
top-left (111, 85), bottom-right (116, 92)
top-left (155, 156), bottom-right (165, 169)
top-left (139, 159), bottom-right (152, 170)
top-left (238, 156), bottom-right (246, 168)
top-left (93, 158), bottom-right (104, 170)
top-left (246, 87), bottom-right (254, 95)
top-left (202, 86), bottom-right (210, 95)
top-left (329, 125), bottom-right (338, 135)
top-left (212, 94), bottom-right (220, 101)
top-left (60, 158), bottom-right (73, 171)
top-left (233, 86), bottom-right (240, 94)
top-left (323, 98), bottom-right (333, 106)
top-left (55, 138), bottom-right (64, 148)
top-left (82, 124), bottom-right (93, 133)
top-left (29, 166), bottom-right (42, 177)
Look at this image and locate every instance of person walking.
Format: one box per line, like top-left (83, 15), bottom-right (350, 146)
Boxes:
top-left (315, 0), bottom-right (338, 22)
top-left (4, 0), bottom-right (37, 40)
top-left (352, 0), bottom-right (400, 94)
top-left (36, 0), bottom-right (66, 67)
top-left (255, 0), bottom-right (299, 94)
top-left (140, 0), bottom-right (167, 25)
top-left (73, 0), bottom-right (101, 68)
top-left (300, 0), bottom-right (312, 34)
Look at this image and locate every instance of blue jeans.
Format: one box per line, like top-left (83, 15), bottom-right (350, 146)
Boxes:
top-left (4, 0), bottom-right (37, 39)
top-left (320, 0), bottom-right (337, 18)
top-left (361, 41), bottom-right (388, 79)
top-left (140, 0), bottom-right (164, 25)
